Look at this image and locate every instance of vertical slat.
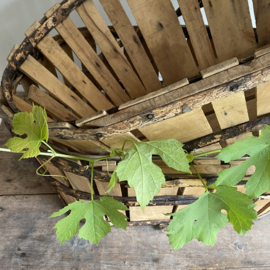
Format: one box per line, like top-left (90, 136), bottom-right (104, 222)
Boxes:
top-left (77, 0), bottom-right (147, 98)
top-left (100, 0), bottom-right (161, 93)
top-left (139, 107), bottom-right (213, 143)
top-left (257, 81), bottom-right (270, 117)
top-left (212, 92), bottom-right (249, 129)
top-left (34, 33), bottom-right (113, 111)
top-left (202, 0), bottom-right (257, 61)
top-left (95, 180), bottom-right (122, 196)
top-left (19, 55), bottom-right (94, 118)
top-left (178, 0), bottom-right (216, 70)
top-left (28, 85), bottom-right (79, 122)
top-left (55, 17), bottom-right (130, 106)
top-left (253, 0), bottom-right (270, 47)
top-left (127, 0), bottom-right (198, 85)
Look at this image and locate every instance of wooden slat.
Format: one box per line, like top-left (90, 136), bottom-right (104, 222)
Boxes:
top-left (226, 132), bottom-right (253, 146)
top-left (55, 17), bottom-right (130, 106)
top-left (12, 95), bottom-right (54, 122)
top-left (182, 187), bottom-right (205, 195)
top-left (19, 55), bottom-right (94, 118)
top-left (192, 143), bottom-right (222, 157)
top-left (255, 199), bottom-right (270, 216)
top-left (77, 1), bottom-right (147, 98)
top-left (75, 110), bottom-right (107, 128)
top-left (64, 171), bottom-right (92, 194)
top-left (0, 86), bottom-right (8, 106)
top-left (161, 178), bottom-right (207, 188)
top-left (177, 0), bottom-right (216, 70)
top-left (100, 0), bottom-right (161, 93)
top-left (253, 0), bottom-right (270, 47)
top-left (32, 33), bottom-right (113, 111)
top-left (257, 81), bottom-right (270, 117)
top-left (28, 85), bottom-right (79, 122)
top-left (254, 45), bottom-right (270, 59)
top-left (200, 58), bottom-right (239, 79)
top-left (129, 206), bottom-right (173, 221)
top-left (128, 187), bottom-right (178, 197)
top-left (102, 132), bottom-right (140, 150)
top-left (95, 180), bottom-right (122, 197)
top-left (127, 0), bottom-right (198, 86)
top-left (202, 0), bottom-right (257, 61)
top-left (139, 107), bottom-right (212, 143)
top-left (212, 92), bottom-right (249, 129)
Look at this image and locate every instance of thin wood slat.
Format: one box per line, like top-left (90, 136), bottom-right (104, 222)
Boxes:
top-left (177, 0), bottom-right (216, 70)
top-left (202, 0), bottom-right (257, 62)
top-left (75, 110), bottom-right (107, 128)
top-left (128, 187), bottom-right (179, 197)
top-left (200, 58), bottom-right (239, 79)
top-left (12, 95), bottom-right (54, 122)
top-left (100, 0), bottom-right (161, 93)
top-left (48, 122), bottom-right (76, 129)
top-left (182, 187), bottom-right (206, 195)
top-left (212, 91), bottom-right (249, 129)
top-left (257, 81), bottom-right (270, 117)
top-left (55, 17), bottom-right (130, 106)
top-left (127, 0), bottom-right (198, 86)
top-left (28, 85), bottom-right (79, 122)
top-left (253, 0), bottom-right (270, 47)
top-left (129, 206), bottom-right (173, 221)
top-left (139, 107), bottom-right (213, 143)
top-left (95, 180), bottom-right (122, 197)
top-left (77, 0), bottom-right (147, 98)
top-left (19, 55), bottom-right (94, 118)
top-left (26, 25), bottom-right (113, 111)
top-left (64, 171), bottom-right (92, 194)
top-left (254, 45), bottom-right (270, 59)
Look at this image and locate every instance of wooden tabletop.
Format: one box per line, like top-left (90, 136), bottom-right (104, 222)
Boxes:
top-left (1, 121), bottom-right (270, 270)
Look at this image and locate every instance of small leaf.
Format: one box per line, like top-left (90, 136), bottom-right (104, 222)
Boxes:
top-left (115, 139), bottom-right (190, 210)
top-left (5, 104), bottom-right (48, 159)
top-left (215, 125), bottom-right (270, 198)
top-left (49, 197), bottom-right (128, 245)
top-left (106, 170), bottom-right (117, 194)
top-left (166, 186), bottom-right (257, 250)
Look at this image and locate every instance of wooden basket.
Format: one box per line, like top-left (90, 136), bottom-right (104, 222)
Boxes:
top-left (1, 0), bottom-right (270, 224)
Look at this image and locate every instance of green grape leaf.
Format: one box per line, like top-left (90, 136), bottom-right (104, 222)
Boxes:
top-left (106, 170), bottom-right (117, 194)
top-left (49, 197), bottom-right (128, 245)
top-left (5, 104), bottom-right (48, 159)
top-left (215, 125), bottom-right (270, 198)
top-left (166, 186), bottom-right (257, 250)
top-left (115, 139), bottom-right (191, 210)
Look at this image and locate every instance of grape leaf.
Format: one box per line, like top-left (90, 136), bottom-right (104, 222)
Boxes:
top-left (166, 186), bottom-right (257, 250)
top-left (215, 125), bottom-right (270, 198)
top-left (5, 104), bottom-right (48, 159)
top-left (49, 197), bottom-right (128, 245)
top-left (115, 139), bottom-right (191, 210)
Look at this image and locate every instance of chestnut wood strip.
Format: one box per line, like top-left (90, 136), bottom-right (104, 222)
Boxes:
top-left (127, 0), bottom-right (198, 86)
top-left (139, 107), bottom-right (213, 143)
top-left (212, 92), bottom-right (249, 129)
top-left (55, 17), bottom-right (130, 106)
top-left (129, 206), bottom-right (173, 221)
top-left (177, 0), bottom-right (216, 70)
top-left (77, 0), bottom-right (147, 98)
top-left (31, 32), bottom-right (113, 111)
top-left (253, 0), bottom-right (270, 47)
top-left (28, 85), bottom-right (79, 122)
top-left (202, 0), bottom-right (257, 62)
top-left (19, 55), bottom-right (94, 118)
top-left (100, 0), bottom-right (161, 93)
top-left (12, 95), bottom-right (54, 122)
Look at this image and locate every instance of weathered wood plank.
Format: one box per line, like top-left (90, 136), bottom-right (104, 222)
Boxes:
top-left (28, 85), bottom-right (79, 122)
top-left (75, 110), bottom-right (107, 128)
top-left (178, 0), bottom-right (216, 70)
top-left (129, 206), bottom-right (173, 221)
top-left (19, 55), bottom-right (94, 118)
top-left (139, 107), bottom-right (213, 143)
top-left (100, 0), bottom-right (161, 93)
top-left (55, 17), bottom-right (130, 106)
top-left (212, 91), bottom-right (249, 129)
top-left (202, 0), bottom-right (257, 61)
top-left (127, 0), bottom-right (198, 86)
top-left (77, 0), bottom-right (147, 98)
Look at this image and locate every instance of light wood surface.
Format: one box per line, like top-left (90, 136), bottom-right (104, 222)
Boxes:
top-left (127, 0), bottom-right (198, 86)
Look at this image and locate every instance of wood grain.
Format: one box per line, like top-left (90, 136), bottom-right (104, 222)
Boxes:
top-left (100, 0), bottom-right (161, 93)
top-left (127, 0), bottom-right (198, 85)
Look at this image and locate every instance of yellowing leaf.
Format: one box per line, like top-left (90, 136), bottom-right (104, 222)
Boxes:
top-left (166, 186), bottom-right (257, 250)
top-left (215, 125), bottom-right (270, 198)
top-left (49, 197), bottom-right (128, 245)
top-left (5, 105), bottom-right (48, 159)
top-left (115, 139), bottom-right (190, 210)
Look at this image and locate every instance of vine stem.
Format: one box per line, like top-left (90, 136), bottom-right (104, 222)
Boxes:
top-left (192, 149), bottom-right (221, 158)
top-left (190, 163), bottom-right (208, 191)
top-left (90, 161), bottom-right (94, 201)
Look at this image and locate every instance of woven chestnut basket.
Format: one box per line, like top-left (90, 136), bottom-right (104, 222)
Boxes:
top-left (1, 0), bottom-right (270, 224)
